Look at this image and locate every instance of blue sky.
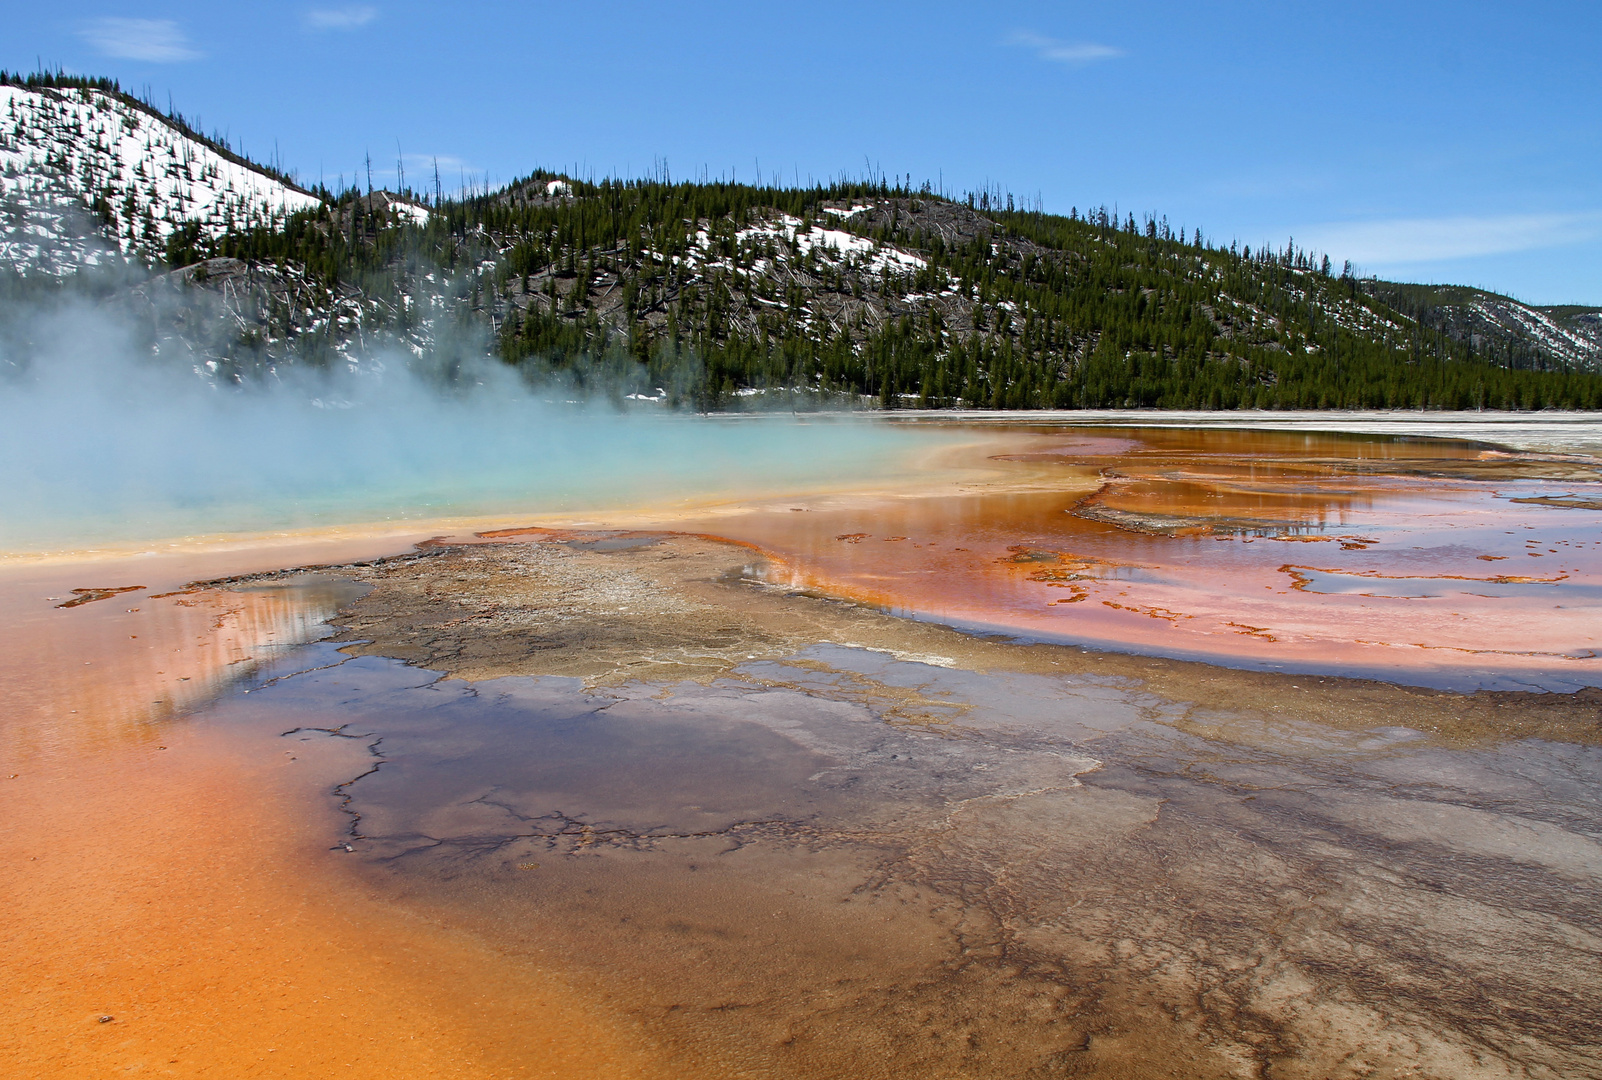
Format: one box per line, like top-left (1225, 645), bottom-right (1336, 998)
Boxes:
top-left (7, 1), bottom-right (1600, 304)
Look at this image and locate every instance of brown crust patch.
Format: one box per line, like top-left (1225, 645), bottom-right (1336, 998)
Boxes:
top-left (195, 531), bottom-right (1602, 749)
top-left (56, 586), bottom-right (145, 608)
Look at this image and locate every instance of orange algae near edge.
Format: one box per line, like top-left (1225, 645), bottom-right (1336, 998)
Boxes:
top-left (691, 426), bottom-right (1602, 687)
top-left (0, 729), bottom-right (652, 1080)
top-left (0, 546), bottom-right (656, 1080)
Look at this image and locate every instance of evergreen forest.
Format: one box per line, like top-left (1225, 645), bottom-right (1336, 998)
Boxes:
top-left (166, 174), bottom-right (1602, 411)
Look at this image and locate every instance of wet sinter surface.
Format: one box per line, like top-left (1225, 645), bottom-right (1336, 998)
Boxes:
top-left (223, 634), bottom-right (1602, 1080)
top-left (7, 418), bottom-right (1602, 1079)
top-left (697, 425), bottom-right (1602, 691)
top-left (182, 514), bottom-right (1602, 1080)
top-left (0, 545), bottom-right (655, 1079)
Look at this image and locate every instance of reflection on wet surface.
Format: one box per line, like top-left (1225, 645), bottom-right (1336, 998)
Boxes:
top-left (218, 638), bottom-right (1602, 1079)
top-left (696, 426), bottom-right (1602, 690)
top-left (2, 572), bottom-right (364, 759)
top-left (9, 419), bottom-right (1602, 1079)
top-left (0, 543), bottom-right (653, 1080)
top-left (1282, 564), bottom-right (1592, 599)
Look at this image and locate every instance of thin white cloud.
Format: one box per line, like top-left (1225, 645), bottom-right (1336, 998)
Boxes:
top-left (78, 18), bottom-right (201, 62)
top-left (1297, 212), bottom-right (1602, 265)
top-left (305, 5), bottom-right (379, 30)
top-left (403, 153), bottom-right (472, 174)
top-left (1006, 30), bottom-right (1124, 66)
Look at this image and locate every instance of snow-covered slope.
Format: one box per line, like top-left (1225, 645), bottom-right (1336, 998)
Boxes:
top-left (0, 83), bottom-right (321, 274)
top-left (1462, 296), bottom-right (1602, 369)
top-left (1365, 279), bottom-right (1602, 372)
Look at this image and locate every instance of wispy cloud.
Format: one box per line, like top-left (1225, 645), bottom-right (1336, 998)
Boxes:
top-left (399, 153), bottom-right (476, 187)
top-left (1006, 30), bottom-right (1124, 66)
top-left (305, 5), bottom-right (379, 30)
top-left (78, 18), bottom-right (201, 62)
top-left (402, 153), bottom-right (472, 173)
top-left (1297, 212), bottom-right (1602, 265)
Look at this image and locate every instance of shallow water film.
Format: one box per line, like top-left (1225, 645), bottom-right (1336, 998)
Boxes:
top-left (244, 641), bottom-right (1602, 1078)
top-left (4, 416), bottom-right (1601, 1079)
top-left (707, 425), bottom-right (1602, 691)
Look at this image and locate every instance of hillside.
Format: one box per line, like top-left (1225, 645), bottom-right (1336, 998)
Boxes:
top-left (1363, 281), bottom-right (1602, 372)
top-left (173, 178), bottom-right (1602, 410)
top-left (0, 74), bottom-right (440, 374)
top-left (0, 75), bottom-right (321, 276)
top-left (3, 72), bottom-right (1600, 410)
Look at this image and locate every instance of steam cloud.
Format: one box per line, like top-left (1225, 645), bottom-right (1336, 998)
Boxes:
top-left (0, 277), bottom-right (926, 552)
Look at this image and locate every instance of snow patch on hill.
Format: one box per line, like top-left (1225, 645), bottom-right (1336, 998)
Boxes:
top-left (0, 84), bottom-right (321, 273)
top-left (1467, 298), bottom-right (1602, 369)
top-left (734, 212), bottom-right (930, 276)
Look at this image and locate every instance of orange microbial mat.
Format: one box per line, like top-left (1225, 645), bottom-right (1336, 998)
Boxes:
top-left (700, 425), bottom-right (1602, 690)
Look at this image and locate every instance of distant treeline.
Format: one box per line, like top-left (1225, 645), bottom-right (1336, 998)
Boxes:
top-left (163, 169), bottom-right (1602, 411)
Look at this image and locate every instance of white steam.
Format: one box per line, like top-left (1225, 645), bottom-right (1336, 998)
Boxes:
top-left (0, 291), bottom-right (928, 552)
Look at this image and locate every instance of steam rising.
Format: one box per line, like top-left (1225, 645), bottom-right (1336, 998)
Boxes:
top-left (0, 289), bottom-right (926, 552)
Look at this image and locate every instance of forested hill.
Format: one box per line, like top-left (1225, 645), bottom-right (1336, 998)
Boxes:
top-left (5, 73), bottom-right (1601, 411)
top-left (190, 179), bottom-right (1602, 410)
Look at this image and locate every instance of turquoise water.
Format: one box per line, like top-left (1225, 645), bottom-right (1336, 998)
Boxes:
top-left (0, 359), bottom-right (938, 551)
top-left (0, 295), bottom-right (947, 551)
